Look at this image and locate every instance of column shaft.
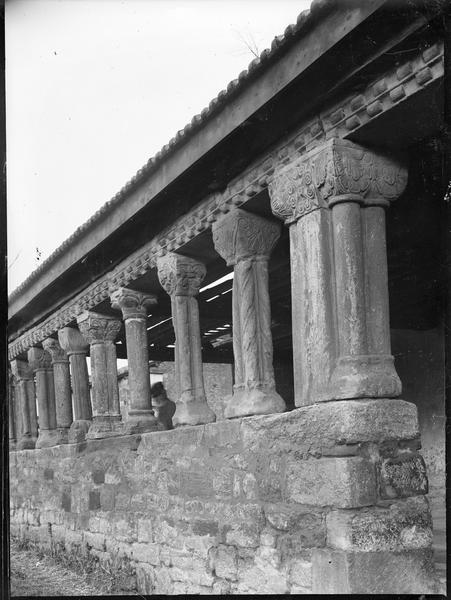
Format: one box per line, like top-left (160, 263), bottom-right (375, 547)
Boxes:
top-left (28, 347), bottom-right (59, 448)
top-left (212, 208), bottom-right (286, 418)
top-left (8, 372), bottom-right (17, 450)
top-left (77, 312), bottom-right (123, 439)
top-left (110, 287), bottom-right (160, 433)
top-left (43, 338), bottom-right (73, 444)
top-left (157, 252), bottom-right (215, 426)
top-left (58, 327), bottom-right (92, 443)
top-left (10, 360), bottom-right (37, 449)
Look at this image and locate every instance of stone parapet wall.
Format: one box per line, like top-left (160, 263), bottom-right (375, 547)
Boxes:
top-left (10, 399), bottom-right (437, 594)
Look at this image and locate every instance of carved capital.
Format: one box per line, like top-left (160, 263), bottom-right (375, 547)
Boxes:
top-left (58, 327), bottom-right (89, 355)
top-left (212, 208), bottom-right (281, 266)
top-left (110, 287), bottom-right (157, 320)
top-left (269, 138), bottom-right (408, 224)
top-left (76, 312), bottom-right (122, 344)
top-left (43, 337), bottom-right (69, 363)
top-left (27, 347), bottom-right (52, 371)
top-left (10, 359), bottom-right (33, 380)
top-left (157, 253), bottom-right (206, 296)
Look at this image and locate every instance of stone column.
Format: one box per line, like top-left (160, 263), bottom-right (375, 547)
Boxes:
top-left (77, 311), bottom-right (123, 439)
top-left (8, 369), bottom-right (17, 450)
top-left (28, 347), bottom-right (59, 448)
top-left (269, 138), bottom-right (438, 593)
top-left (110, 287), bottom-right (162, 433)
top-left (212, 208), bottom-right (286, 418)
top-left (157, 253), bottom-right (215, 426)
top-left (269, 137), bottom-right (407, 406)
top-left (43, 338), bottom-right (73, 444)
top-left (10, 359), bottom-right (38, 449)
top-left (58, 327), bottom-right (92, 443)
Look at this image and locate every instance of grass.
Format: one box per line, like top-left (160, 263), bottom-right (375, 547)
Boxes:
top-left (10, 535), bottom-right (139, 597)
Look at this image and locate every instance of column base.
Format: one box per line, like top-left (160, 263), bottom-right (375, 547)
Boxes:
top-left (125, 410), bottom-right (164, 434)
top-left (330, 355), bottom-right (402, 400)
top-left (68, 420), bottom-right (91, 444)
top-left (17, 436), bottom-right (36, 450)
top-left (173, 399), bottom-right (216, 427)
top-left (36, 429), bottom-right (60, 449)
top-left (224, 387), bottom-right (286, 419)
top-left (86, 415), bottom-right (124, 439)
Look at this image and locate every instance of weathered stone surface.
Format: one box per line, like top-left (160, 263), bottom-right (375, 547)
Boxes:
top-left (326, 496), bottom-right (433, 552)
top-left (285, 456), bottom-right (376, 508)
top-left (240, 399), bottom-right (419, 456)
top-left (157, 253), bottom-right (215, 427)
top-left (9, 409), bottom-right (435, 594)
top-left (378, 453), bottom-right (428, 499)
top-left (212, 208), bottom-right (285, 418)
top-left (209, 544), bottom-right (238, 580)
top-left (312, 547), bottom-right (437, 594)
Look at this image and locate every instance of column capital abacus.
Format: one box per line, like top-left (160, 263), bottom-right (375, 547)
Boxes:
top-left (110, 287), bottom-right (157, 320)
top-left (10, 359), bottom-right (33, 380)
top-left (58, 327), bottom-right (89, 355)
top-left (157, 253), bottom-right (206, 296)
top-left (269, 138), bottom-right (408, 224)
top-left (43, 337), bottom-right (69, 364)
top-left (212, 208), bottom-right (281, 266)
top-left (27, 347), bottom-right (52, 371)
top-left (76, 312), bottom-right (122, 344)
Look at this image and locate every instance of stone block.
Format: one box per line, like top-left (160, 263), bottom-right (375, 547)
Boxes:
top-left (237, 562), bottom-right (289, 594)
top-left (326, 496), bottom-right (433, 552)
top-left (241, 399), bottom-right (419, 457)
top-left (135, 562), bottom-right (155, 595)
top-left (131, 542), bottom-right (160, 565)
top-left (44, 468), bottom-right (54, 480)
top-left (92, 469), bottom-right (105, 484)
top-left (191, 520), bottom-right (219, 537)
top-left (285, 456), bottom-right (376, 507)
top-left (100, 486), bottom-right (115, 511)
top-left (210, 544), bottom-right (238, 580)
top-left (88, 491), bottom-right (101, 511)
top-left (288, 556), bottom-right (312, 588)
top-left (137, 518), bottom-right (153, 543)
top-left (225, 522), bottom-right (260, 548)
top-left (61, 491), bottom-right (71, 512)
top-left (312, 547), bottom-right (437, 593)
top-left (114, 517), bottom-right (137, 543)
top-left (378, 453), bottom-right (428, 499)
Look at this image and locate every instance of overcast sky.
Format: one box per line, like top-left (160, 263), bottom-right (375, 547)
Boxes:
top-left (6, 0), bottom-right (310, 292)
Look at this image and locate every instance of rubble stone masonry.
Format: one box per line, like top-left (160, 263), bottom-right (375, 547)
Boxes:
top-left (10, 398), bottom-right (437, 594)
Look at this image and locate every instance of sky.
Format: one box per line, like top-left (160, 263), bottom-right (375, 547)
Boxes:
top-left (6, 0), bottom-right (310, 292)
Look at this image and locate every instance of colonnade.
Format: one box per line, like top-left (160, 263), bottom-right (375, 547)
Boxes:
top-left (8, 138), bottom-right (407, 449)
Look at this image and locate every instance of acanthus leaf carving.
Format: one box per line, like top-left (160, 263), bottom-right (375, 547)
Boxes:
top-left (212, 208), bottom-right (281, 266)
top-left (157, 253), bottom-right (206, 297)
top-left (269, 138), bottom-right (407, 224)
top-left (76, 312), bottom-right (122, 344)
top-left (42, 338), bottom-right (68, 363)
top-left (110, 287), bottom-right (157, 320)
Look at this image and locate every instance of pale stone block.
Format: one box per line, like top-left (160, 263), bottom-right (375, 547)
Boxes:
top-left (288, 557), bottom-right (312, 588)
top-left (312, 547), bottom-right (438, 594)
top-left (131, 542), bottom-right (160, 565)
top-left (210, 544), bottom-right (238, 580)
top-left (285, 456), bottom-right (376, 508)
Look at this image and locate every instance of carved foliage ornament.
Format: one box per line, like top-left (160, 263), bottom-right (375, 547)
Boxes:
top-left (110, 287), bottom-right (157, 320)
top-left (212, 208), bottom-right (281, 266)
top-left (10, 359), bottom-right (33, 380)
top-left (58, 327), bottom-right (89, 354)
top-left (77, 312), bottom-right (122, 344)
top-left (42, 338), bottom-right (68, 363)
top-left (269, 138), bottom-right (408, 224)
top-left (157, 253), bottom-right (206, 296)
top-left (27, 347), bottom-right (52, 371)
